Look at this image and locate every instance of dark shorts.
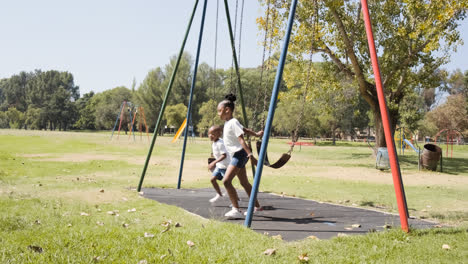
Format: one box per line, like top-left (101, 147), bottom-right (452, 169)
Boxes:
top-left (212, 168), bottom-right (226, 180)
top-left (230, 149), bottom-right (249, 169)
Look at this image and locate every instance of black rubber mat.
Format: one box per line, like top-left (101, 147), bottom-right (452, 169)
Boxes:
top-left (142, 187), bottom-right (434, 241)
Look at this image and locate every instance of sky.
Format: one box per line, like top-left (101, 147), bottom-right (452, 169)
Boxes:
top-left (1, 0), bottom-right (468, 96)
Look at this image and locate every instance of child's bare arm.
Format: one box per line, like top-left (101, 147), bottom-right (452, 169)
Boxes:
top-left (208, 153), bottom-right (226, 170)
top-left (243, 128), bottom-right (263, 138)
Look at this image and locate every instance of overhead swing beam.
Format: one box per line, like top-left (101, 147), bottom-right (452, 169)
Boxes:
top-left (361, 0), bottom-right (409, 232)
top-left (137, 0), bottom-right (200, 192)
top-left (245, 0), bottom-right (298, 227)
top-left (177, 0), bottom-right (209, 189)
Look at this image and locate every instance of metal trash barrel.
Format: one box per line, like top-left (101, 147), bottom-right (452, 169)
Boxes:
top-left (420, 144), bottom-right (442, 171)
top-left (376, 147), bottom-right (390, 170)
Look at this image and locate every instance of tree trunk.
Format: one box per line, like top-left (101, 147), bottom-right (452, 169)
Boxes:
top-left (374, 112), bottom-right (386, 148)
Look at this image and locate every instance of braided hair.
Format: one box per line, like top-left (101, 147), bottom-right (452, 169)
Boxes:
top-left (220, 93), bottom-right (236, 111)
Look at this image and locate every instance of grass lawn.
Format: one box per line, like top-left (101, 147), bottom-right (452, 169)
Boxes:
top-left (1, 129), bottom-right (467, 263)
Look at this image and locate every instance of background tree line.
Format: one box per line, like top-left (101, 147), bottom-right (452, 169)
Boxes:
top-left (1, 51), bottom-right (466, 143)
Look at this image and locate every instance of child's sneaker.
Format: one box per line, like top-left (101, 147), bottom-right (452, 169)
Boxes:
top-left (209, 194), bottom-right (222, 203)
top-left (244, 206), bottom-right (264, 216)
top-left (224, 208), bottom-right (244, 219)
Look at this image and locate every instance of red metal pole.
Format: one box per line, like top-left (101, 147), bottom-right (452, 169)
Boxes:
top-left (361, 0), bottom-right (409, 232)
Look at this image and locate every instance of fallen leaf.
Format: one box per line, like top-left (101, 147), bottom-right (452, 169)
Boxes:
top-left (107, 211), bottom-right (116, 215)
top-left (144, 232), bottom-right (154, 238)
top-left (352, 224), bottom-right (361, 228)
top-left (175, 222), bottom-right (182, 228)
top-left (307, 235), bottom-right (319, 240)
top-left (80, 212), bottom-right (90, 216)
top-left (161, 225), bottom-right (171, 234)
top-left (28, 245), bottom-right (43, 253)
top-left (99, 189), bottom-right (104, 193)
top-left (127, 208), bottom-right (136, 213)
top-left (187, 240), bottom-right (195, 247)
top-left (309, 212), bottom-right (315, 216)
top-left (161, 220), bottom-right (172, 227)
top-left (434, 225), bottom-right (442, 228)
top-left (272, 235), bottom-right (283, 240)
top-left (263, 248), bottom-right (276, 256)
top-left (442, 244), bottom-right (450, 250)
top-left (122, 223), bottom-right (129, 228)
top-left (34, 220), bottom-right (41, 225)
top-left (298, 253), bottom-right (309, 262)
top-left (67, 224), bottom-right (72, 227)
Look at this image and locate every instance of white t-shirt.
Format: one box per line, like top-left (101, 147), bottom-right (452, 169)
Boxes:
top-left (223, 118), bottom-right (244, 155)
top-left (212, 138), bottom-right (230, 169)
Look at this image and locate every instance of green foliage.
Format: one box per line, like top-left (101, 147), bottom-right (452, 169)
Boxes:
top-left (0, 111), bottom-right (8, 128)
top-left (164, 103), bottom-right (187, 129)
top-left (74, 92), bottom-right (96, 130)
top-left (5, 107), bottom-right (25, 129)
top-left (134, 67), bottom-right (164, 130)
top-left (197, 99), bottom-right (223, 135)
top-left (260, 0), bottom-right (467, 147)
top-left (426, 94), bottom-right (468, 131)
top-left (0, 70), bottom-right (80, 130)
top-left (92, 87), bottom-right (133, 130)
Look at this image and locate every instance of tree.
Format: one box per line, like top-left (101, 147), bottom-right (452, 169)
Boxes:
top-left (197, 99), bottom-right (224, 136)
top-left (426, 94), bottom-right (468, 132)
top-left (5, 107), bottom-right (25, 129)
top-left (93, 86), bottom-right (133, 130)
top-left (74, 92), bottom-right (96, 130)
top-left (260, 0), bottom-right (467, 147)
top-left (165, 103), bottom-right (187, 130)
top-left (135, 67), bottom-right (165, 130)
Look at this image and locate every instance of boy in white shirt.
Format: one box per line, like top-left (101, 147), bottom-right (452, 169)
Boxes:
top-left (207, 125), bottom-right (231, 203)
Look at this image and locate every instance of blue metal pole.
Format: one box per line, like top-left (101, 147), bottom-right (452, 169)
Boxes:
top-left (110, 102), bottom-right (124, 140)
top-left (177, 0), bottom-right (209, 189)
top-left (137, 0), bottom-right (200, 192)
top-left (244, 0), bottom-right (298, 227)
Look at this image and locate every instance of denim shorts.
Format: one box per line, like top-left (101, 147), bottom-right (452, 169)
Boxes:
top-left (212, 168), bottom-right (226, 180)
top-left (230, 149), bottom-right (249, 169)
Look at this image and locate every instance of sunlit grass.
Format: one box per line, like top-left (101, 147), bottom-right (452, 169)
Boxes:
top-left (1, 129), bottom-right (467, 263)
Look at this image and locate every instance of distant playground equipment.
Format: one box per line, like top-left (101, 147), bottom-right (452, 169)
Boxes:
top-left (110, 101), bottom-right (149, 141)
top-left (434, 128), bottom-right (464, 159)
top-left (170, 118), bottom-right (194, 143)
top-left (128, 106), bottom-right (150, 141)
top-left (394, 127), bottom-right (420, 155)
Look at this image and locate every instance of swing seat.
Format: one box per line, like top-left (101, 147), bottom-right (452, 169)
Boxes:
top-left (255, 141), bottom-right (290, 169)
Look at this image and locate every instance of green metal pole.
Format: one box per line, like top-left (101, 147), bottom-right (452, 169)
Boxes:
top-left (137, 0), bottom-right (200, 192)
top-left (223, 0), bottom-right (256, 177)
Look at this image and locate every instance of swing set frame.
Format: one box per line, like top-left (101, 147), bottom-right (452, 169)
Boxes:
top-left (136, 0), bottom-right (410, 232)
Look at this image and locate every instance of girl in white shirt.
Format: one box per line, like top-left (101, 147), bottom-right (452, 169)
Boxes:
top-left (217, 94), bottom-right (263, 218)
